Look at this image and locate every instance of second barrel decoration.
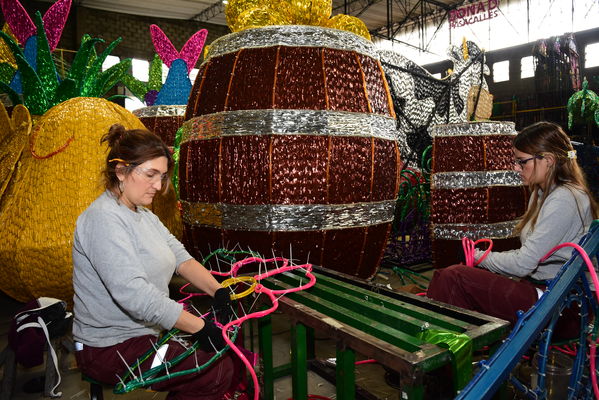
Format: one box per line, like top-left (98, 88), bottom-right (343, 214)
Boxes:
top-left (179, 26), bottom-right (400, 279)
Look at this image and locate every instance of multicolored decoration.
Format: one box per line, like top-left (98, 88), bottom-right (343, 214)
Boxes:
top-left (380, 40), bottom-right (490, 167)
top-left (0, 15), bottom-right (131, 115)
top-left (225, 0), bottom-right (371, 40)
top-left (0, 98), bottom-right (146, 303)
top-left (180, 25), bottom-right (399, 279)
top-left (429, 121), bottom-right (526, 268)
top-left (0, 0), bottom-right (71, 93)
top-left (566, 78), bottom-right (599, 129)
top-left (0, 0), bottom-right (147, 303)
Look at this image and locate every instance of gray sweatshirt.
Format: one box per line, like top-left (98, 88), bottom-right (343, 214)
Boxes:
top-left (72, 191), bottom-right (191, 347)
top-left (476, 185), bottom-right (593, 281)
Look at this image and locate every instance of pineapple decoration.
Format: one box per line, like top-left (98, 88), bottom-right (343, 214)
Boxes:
top-left (0, 0), bottom-right (145, 303)
top-left (124, 26), bottom-right (208, 239)
top-left (226, 0), bottom-right (371, 40)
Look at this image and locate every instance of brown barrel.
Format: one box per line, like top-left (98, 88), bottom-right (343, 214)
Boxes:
top-left (179, 26), bottom-right (400, 279)
top-left (430, 121), bottom-right (527, 268)
top-left (134, 105), bottom-right (186, 239)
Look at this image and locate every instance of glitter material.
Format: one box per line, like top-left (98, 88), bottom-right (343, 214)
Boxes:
top-left (150, 25), bottom-right (207, 73)
top-left (324, 48), bottom-right (368, 112)
top-left (180, 200), bottom-right (395, 231)
top-left (180, 110), bottom-right (397, 142)
top-left (204, 25), bottom-right (378, 62)
top-left (155, 58), bottom-right (192, 105)
top-left (1, 24), bottom-right (17, 68)
top-left (287, 0), bottom-right (331, 26)
top-left (41, 0), bottom-right (71, 51)
top-left (0, 98), bottom-right (146, 303)
top-left (133, 105), bottom-right (187, 118)
top-left (0, 103), bottom-right (31, 200)
top-left (432, 171), bottom-right (522, 189)
top-left (326, 14), bottom-right (371, 41)
top-left (0, 0), bottom-right (36, 45)
top-left (148, 54), bottom-right (163, 91)
top-left (430, 121), bottom-right (523, 267)
top-left (429, 121), bottom-right (516, 137)
top-left (0, 0), bottom-right (70, 51)
top-left (431, 220), bottom-right (520, 240)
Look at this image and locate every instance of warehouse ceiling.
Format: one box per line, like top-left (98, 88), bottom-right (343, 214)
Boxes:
top-left (69, 0), bottom-right (466, 40)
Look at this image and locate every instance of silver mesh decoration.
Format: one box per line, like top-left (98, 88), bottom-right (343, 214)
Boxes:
top-left (430, 121), bottom-right (516, 137)
top-left (180, 200), bottom-right (396, 231)
top-left (180, 110), bottom-right (398, 143)
top-left (432, 220), bottom-right (520, 240)
top-left (132, 105), bottom-right (187, 118)
top-left (432, 171), bottom-right (522, 189)
top-left (204, 25), bottom-right (378, 63)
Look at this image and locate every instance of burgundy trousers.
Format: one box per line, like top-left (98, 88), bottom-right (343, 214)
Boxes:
top-left (75, 335), bottom-right (241, 400)
top-left (427, 264), bottom-right (582, 340)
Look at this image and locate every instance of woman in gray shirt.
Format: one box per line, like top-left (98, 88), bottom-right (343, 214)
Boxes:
top-left (72, 124), bottom-right (240, 399)
top-left (427, 121), bottom-right (598, 339)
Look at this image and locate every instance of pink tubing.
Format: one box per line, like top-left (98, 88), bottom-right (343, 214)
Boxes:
top-left (539, 242), bottom-right (599, 400)
top-left (461, 237), bottom-right (493, 267)
top-left (212, 258), bottom-right (316, 400)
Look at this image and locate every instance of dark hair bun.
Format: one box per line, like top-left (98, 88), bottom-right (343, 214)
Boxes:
top-left (101, 124), bottom-right (127, 148)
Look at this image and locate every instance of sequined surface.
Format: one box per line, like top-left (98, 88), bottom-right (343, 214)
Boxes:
top-left (0, 98), bottom-right (146, 303)
top-left (180, 110), bottom-right (398, 142)
top-left (133, 105), bottom-right (187, 118)
top-left (432, 220), bottom-right (520, 240)
top-left (181, 200), bottom-right (395, 230)
top-left (182, 24), bottom-right (399, 278)
top-left (432, 171), bottom-right (522, 189)
top-left (204, 25), bottom-right (378, 62)
top-left (326, 14), bottom-right (371, 41)
top-left (429, 121), bottom-right (517, 137)
top-left (430, 121), bottom-right (523, 268)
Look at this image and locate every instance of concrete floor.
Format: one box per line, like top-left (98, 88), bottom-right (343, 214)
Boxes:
top-left (0, 266), bottom-right (438, 400)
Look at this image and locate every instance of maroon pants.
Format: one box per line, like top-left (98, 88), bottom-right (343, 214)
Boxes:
top-left (75, 335), bottom-right (240, 400)
top-left (427, 264), bottom-right (582, 340)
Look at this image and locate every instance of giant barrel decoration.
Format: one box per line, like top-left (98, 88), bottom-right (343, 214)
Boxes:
top-left (134, 105), bottom-right (186, 239)
top-left (179, 26), bottom-right (400, 279)
top-left (430, 121), bottom-right (527, 268)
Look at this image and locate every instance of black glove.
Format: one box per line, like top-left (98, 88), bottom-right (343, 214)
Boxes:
top-left (191, 319), bottom-right (227, 352)
top-left (212, 287), bottom-right (233, 324)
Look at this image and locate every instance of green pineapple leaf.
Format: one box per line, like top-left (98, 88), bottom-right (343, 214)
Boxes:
top-left (51, 77), bottom-right (78, 106)
top-left (13, 53), bottom-right (48, 115)
top-left (91, 58), bottom-right (132, 97)
top-left (0, 30), bottom-right (25, 62)
top-left (67, 34), bottom-right (104, 85)
top-left (148, 54), bottom-right (163, 91)
top-left (81, 37), bottom-right (122, 97)
top-left (121, 74), bottom-right (148, 103)
top-left (0, 62), bottom-right (15, 84)
top-left (33, 12), bottom-right (59, 94)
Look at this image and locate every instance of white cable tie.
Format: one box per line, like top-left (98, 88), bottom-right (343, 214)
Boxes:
top-left (116, 350), bottom-right (137, 379)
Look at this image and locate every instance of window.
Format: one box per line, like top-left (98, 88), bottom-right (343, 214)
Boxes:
top-left (520, 56), bottom-right (535, 78)
top-left (102, 55), bottom-right (120, 71)
top-left (189, 68), bottom-right (200, 84)
top-left (493, 60), bottom-right (509, 82)
top-left (585, 42), bottom-right (599, 68)
top-left (131, 58), bottom-right (149, 82)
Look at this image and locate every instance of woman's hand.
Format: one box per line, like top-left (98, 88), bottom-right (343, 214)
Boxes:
top-left (212, 287), bottom-right (233, 323)
top-left (191, 319), bottom-right (227, 352)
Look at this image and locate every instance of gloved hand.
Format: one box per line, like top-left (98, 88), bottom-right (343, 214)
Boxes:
top-left (191, 319), bottom-right (227, 352)
top-left (212, 287), bottom-right (233, 324)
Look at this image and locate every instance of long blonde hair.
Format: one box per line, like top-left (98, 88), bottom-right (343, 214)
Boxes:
top-left (514, 121), bottom-right (598, 234)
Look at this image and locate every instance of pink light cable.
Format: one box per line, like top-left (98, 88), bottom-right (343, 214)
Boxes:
top-left (462, 237), bottom-right (493, 267)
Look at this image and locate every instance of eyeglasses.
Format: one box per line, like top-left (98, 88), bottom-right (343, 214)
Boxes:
top-left (134, 166), bottom-right (169, 185)
top-left (514, 155), bottom-right (543, 168)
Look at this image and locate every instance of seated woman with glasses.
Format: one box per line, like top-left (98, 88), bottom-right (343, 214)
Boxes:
top-left (72, 124), bottom-right (241, 400)
top-left (427, 121), bottom-right (598, 339)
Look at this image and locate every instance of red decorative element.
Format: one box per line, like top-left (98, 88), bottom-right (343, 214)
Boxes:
top-left (150, 24), bottom-right (207, 72)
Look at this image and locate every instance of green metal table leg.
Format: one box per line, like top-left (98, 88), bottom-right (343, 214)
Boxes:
top-left (307, 326), bottom-right (315, 360)
top-left (258, 315), bottom-right (274, 400)
top-left (335, 344), bottom-right (355, 400)
top-left (291, 322), bottom-right (308, 400)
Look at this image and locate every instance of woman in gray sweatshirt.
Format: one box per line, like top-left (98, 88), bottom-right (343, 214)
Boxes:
top-left (427, 121), bottom-right (598, 339)
top-left (72, 124), bottom-right (241, 400)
